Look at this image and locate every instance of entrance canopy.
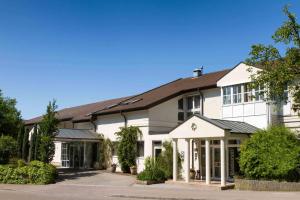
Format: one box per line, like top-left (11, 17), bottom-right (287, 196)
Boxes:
top-left (169, 114), bottom-right (258, 139)
top-left (55, 129), bottom-right (101, 142)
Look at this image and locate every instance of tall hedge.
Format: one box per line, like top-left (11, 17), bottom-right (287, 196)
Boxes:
top-left (115, 126), bottom-right (142, 173)
top-left (239, 126), bottom-right (300, 182)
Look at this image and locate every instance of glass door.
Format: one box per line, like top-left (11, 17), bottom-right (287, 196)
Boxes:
top-left (213, 148), bottom-right (221, 179)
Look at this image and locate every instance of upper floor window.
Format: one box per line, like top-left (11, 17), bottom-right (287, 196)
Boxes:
top-left (178, 94), bottom-right (201, 121)
top-left (223, 86), bottom-right (231, 105)
top-left (255, 85), bottom-right (265, 101)
top-left (233, 85), bottom-right (242, 104)
top-left (244, 83), bottom-right (253, 103)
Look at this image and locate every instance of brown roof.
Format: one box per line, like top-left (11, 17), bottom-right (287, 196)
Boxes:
top-left (92, 69), bottom-right (230, 115)
top-left (24, 96), bottom-right (131, 125)
top-left (25, 68), bottom-right (230, 125)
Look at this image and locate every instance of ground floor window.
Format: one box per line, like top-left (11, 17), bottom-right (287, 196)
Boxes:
top-left (153, 141), bottom-right (162, 158)
top-left (137, 141), bottom-right (144, 157)
top-left (61, 143), bottom-right (70, 168)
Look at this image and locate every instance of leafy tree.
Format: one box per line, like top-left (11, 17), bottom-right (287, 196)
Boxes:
top-left (0, 135), bottom-right (17, 164)
top-left (115, 126), bottom-right (142, 173)
top-left (38, 100), bottom-right (59, 163)
top-left (0, 90), bottom-right (22, 137)
top-left (22, 128), bottom-right (29, 161)
top-left (156, 141), bottom-right (182, 179)
top-left (246, 6), bottom-right (300, 114)
top-left (16, 125), bottom-right (24, 158)
top-left (239, 126), bottom-right (300, 181)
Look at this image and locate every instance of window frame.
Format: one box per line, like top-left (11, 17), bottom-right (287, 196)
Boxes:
top-left (223, 86), bottom-right (232, 105)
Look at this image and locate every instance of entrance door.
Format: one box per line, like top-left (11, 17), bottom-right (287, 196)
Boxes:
top-left (69, 143), bottom-right (84, 169)
top-left (212, 147), bottom-right (221, 179)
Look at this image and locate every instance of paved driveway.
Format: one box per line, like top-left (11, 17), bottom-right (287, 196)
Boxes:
top-left (56, 169), bottom-right (136, 187)
top-left (0, 170), bottom-right (299, 200)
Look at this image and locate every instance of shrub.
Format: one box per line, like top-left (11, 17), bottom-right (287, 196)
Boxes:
top-left (156, 141), bottom-right (182, 179)
top-left (0, 136), bottom-right (17, 164)
top-left (239, 126), bottom-right (300, 182)
top-left (0, 160), bottom-right (57, 184)
top-left (137, 157), bottom-right (166, 182)
top-left (115, 126), bottom-right (142, 173)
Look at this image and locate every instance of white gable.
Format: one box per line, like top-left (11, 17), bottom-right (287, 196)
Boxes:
top-left (169, 116), bottom-right (225, 139)
top-left (217, 62), bottom-right (261, 87)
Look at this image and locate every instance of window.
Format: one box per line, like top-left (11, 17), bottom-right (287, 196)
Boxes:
top-left (178, 112), bottom-right (184, 121)
top-left (255, 85), bottom-right (265, 101)
top-left (187, 96), bottom-right (193, 110)
top-left (177, 95), bottom-right (201, 121)
top-left (137, 141), bottom-right (144, 157)
top-left (233, 85), bottom-right (242, 104)
top-left (223, 86), bottom-right (231, 105)
top-left (153, 141), bottom-right (162, 158)
top-left (61, 143), bottom-right (70, 168)
top-left (244, 83), bottom-right (253, 102)
top-left (178, 98), bottom-right (183, 110)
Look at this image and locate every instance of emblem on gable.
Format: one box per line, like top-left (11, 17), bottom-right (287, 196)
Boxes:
top-left (191, 123), bottom-right (197, 131)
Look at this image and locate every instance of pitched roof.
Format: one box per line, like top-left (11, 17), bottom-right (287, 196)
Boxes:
top-left (55, 128), bottom-right (100, 141)
top-left (24, 96), bottom-right (130, 125)
top-left (92, 69), bottom-right (230, 115)
top-left (195, 114), bottom-right (259, 134)
top-left (25, 68), bottom-right (230, 125)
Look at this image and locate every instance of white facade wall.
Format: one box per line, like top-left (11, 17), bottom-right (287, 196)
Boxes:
top-left (202, 88), bottom-right (222, 119)
top-left (53, 141), bottom-right (62, 167)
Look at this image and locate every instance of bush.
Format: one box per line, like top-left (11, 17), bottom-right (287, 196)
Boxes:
top-left (0, 160), bottom-right (57, 184)
top-left (0, 136), bottom-right (17, 164)
top-left (156, 141), bottom-right (182, 179)
top-left (239, 126), bottom-right (300, 182)
top-left (137, 157), bottom-right (166, 182)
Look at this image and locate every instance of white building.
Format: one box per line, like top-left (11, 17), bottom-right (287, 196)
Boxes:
top-left (25, 62), bottom-right (300, 186)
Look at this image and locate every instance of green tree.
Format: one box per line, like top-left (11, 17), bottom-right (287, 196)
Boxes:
top-left (38, 100), bottom-right (59, 163)
top-left (239, 126), bottom-right (300, 181)
top-left (156, 141), bottom-right (182, 179)
top-left (115, 126), bottom-right (142, 173)
top-left (0, 90), bottom-right (22, 137)
top-left (0, 135), bottom-right (17, 164)
top-left (246, 5), bottom-right (300, 114)
top-left (22, 128), bottom-right (29, 161)
top-left (16, 125), bottom-right (24, 158)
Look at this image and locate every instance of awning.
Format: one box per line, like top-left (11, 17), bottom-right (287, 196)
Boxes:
top-left (55, 129), bottom-right (101, 142)
top-left (170, 114), bottom-right (259, 139)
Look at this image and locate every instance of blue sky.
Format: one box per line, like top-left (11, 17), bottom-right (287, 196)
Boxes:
top-left (0, 0), bottom-right (299, 119)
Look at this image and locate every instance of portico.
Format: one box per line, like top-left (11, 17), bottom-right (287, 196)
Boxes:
top-left (170, 114), bottom-right (257, 186)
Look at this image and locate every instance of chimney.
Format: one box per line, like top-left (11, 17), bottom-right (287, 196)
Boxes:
top-left (193, 67), bottom-right (203, 77)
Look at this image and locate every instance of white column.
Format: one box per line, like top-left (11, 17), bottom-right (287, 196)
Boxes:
top-left (185, 138), bottom-right (190, 183)
top-left (173, 139), bottom-right (178, 182)
top-left (205, 139), bottom-right (211, 185)
top-left (220, 138), bottom-right (226, 187)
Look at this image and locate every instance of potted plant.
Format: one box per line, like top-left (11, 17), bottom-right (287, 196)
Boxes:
top-left (111, 163), bottom-right (117, 173)
top-left (190, 169), bottom-right (196, 179)
top-left (130, 165), bottom-right (137, 175)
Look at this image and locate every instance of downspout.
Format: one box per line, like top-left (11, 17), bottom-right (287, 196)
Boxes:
top-left (120, 111), bottom-right (128, 128)
top-left (90, 115), bottom-right (97, 132)
top-left (198, 88), bottom-right (204, 116)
